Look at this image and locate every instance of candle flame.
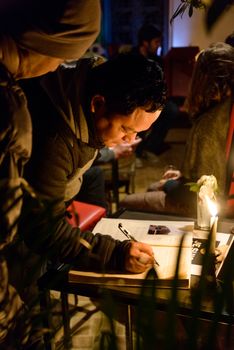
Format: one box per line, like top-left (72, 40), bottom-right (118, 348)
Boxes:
top-left (206, 196), bottom-right (218, 216)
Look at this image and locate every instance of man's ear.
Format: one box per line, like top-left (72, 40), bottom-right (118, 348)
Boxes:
top-left (90, 95), bottom-right (106, 114)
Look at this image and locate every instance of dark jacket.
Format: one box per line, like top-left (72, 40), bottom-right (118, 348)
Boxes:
top-left (7, 59), bottom-right (130, 301)
top-left (0, 62), bottom-right (32, 347)
top-left (0, 62), bottom-right (32, 247)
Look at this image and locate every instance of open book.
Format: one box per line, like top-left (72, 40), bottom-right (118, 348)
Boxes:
top-left (191, 228), bottom-right (234, 277)
top-left (69, 218), bottom-right (194, 289)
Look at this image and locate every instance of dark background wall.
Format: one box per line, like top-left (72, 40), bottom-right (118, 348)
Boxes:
top-left (101, 0), bottom-right (169, 56)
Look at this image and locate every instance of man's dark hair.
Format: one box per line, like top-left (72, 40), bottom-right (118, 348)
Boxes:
top-left (86, 53), bottom-right (166, 116)
top-left (137, 24), bottom-right (162, 45)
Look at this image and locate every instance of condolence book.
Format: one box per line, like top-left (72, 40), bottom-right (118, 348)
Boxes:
top-left (69, 218), bottom-right (194, 289)
top-left (191, 228), bottom-right (234, 277)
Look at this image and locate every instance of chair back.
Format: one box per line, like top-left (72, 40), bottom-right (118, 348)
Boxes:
top-left (67, 201), bottom-right (106, 232)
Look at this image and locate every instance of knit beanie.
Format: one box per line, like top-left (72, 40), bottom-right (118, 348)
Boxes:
top-left (16, 0), bottom-right (101, 60)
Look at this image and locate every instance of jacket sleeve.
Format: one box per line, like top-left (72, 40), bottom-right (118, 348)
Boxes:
top-left (21, 131), bottom-right (131, 272)
top-left (95, 147), bottom-right (115, 163)
top-left (21, 195), bottom-right (131, 272)
top-left (0, 64), bottom-right (32, 247)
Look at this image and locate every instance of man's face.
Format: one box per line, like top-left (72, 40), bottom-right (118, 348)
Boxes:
top-left (94, 103), bottom-right (161, 147)
top-left (146, 37), bottom-right (161, 56)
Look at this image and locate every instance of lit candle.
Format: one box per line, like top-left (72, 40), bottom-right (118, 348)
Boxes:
top-left (210, 214), bottom-right (218, 254)
top-left (206, 197), bottom-right (218, 254)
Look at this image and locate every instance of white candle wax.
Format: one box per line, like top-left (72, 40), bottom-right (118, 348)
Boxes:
top-left (209, 215), bottom-right (218, 254)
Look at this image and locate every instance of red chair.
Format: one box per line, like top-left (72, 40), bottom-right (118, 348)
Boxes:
top-left (66, 200), bottom-right (106, 232)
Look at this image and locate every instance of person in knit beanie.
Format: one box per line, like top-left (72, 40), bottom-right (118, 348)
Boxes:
top-left (0, 1), bottom-right (101, 348)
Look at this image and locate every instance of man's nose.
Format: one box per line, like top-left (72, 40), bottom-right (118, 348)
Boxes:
top-left (123, 134), bottom-right (136, 143)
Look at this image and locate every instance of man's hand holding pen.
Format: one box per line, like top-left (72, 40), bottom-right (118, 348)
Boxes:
top-left (118, 223), bottom-right (159, 273)
top-left (125, 241), bottom-right (156, 273)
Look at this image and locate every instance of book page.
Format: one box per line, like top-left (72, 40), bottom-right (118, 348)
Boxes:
top-left (191, 229), bottom-right (234, 276)
top-left (93, 218), bottom-right (192, 279)
top-left (93, 218), bottom-right (233, 277)
top-left (69, 269), bottom-right (146, 282)
top-left (92, 218), bottom-right (194, 241)
top-left (70, 218), bottom-right (193, 287)
top-left (152, 245), bottom-right (191, 280)
top-left (69, 241), bottom-right (192, 286)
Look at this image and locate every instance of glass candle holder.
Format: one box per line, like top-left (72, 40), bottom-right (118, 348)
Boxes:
top-left (196, 194), bottom-right (210, 230)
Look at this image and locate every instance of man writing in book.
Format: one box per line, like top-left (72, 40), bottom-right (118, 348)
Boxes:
top-left (8, 54), bottom-right (165, 310)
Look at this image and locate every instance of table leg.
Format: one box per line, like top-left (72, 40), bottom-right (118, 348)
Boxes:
top-left (39, 289), bottom-right (54, 350)
top-left (61, 292), bottom-right (72, 349)
top-left (125, 304), bottom-right (133, 350)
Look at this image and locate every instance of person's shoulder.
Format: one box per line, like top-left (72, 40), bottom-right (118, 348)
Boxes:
top-left (62, 54), bottom-right (106, 70)
top-left (190, 99), bottom-right (231, 142)
top-left (148, 54), bottom-right (164, 69)
top-left (197, 99), bottom-right (231, 124)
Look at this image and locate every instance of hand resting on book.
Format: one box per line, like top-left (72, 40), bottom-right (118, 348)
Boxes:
top-left (125, 241), bottom-right (155, 273)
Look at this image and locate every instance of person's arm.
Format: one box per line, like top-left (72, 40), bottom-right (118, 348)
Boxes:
top-left (21, 134), bottom-right (152, 273)
top-left (96, 147), bottom-right (115, 163)
top-left (0, 65), bottom-right (33, 248)
top-left (165, 179), bottom-right (197, 216)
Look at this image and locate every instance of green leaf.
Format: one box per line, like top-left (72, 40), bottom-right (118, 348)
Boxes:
top-left (170, 3), bottom-right (189, 24)
top-left (170, 0), bottom-right (207, 23)
top-left (185, 182), bottom-right (200, 192)
top-left (189, 4), bottom-right (194, 16)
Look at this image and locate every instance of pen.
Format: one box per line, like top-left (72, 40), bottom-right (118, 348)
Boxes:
top-left (118, 223), bottom-right (137, 241)
top-left (118, 223), bottom-right (160, 267)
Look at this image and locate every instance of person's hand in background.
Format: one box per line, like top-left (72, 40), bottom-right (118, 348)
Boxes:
top-left (162, 169), bottom-right (181, 181)
top-left (159, 165), bottom-right (181, 188)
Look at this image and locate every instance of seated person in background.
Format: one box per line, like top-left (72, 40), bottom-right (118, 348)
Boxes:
top-left (131, 23), bottom-right (163, 67)
top-left (9, 54), bottom-right (165, 306)
top-left (75, 139), bottom-right (142, 211)
top-left (130, 23), bottom-right (180, 161)
top-left (73, 166), bottom-right (107, 209)
top-left (121, 42), bottom-right (234, 218)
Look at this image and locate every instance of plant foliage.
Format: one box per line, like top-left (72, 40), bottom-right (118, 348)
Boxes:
top-left (170, 0), bottom-right (206, 24)
top-left (170, 0), bottom-right (234, 32)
